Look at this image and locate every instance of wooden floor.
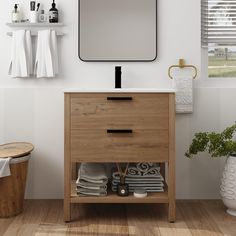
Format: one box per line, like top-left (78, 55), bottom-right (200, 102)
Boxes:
top-left (0, 200), bottom-right (236, 236)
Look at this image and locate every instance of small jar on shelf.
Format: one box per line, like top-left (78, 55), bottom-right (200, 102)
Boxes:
top-left (38, 10), bottom-right (47, 23)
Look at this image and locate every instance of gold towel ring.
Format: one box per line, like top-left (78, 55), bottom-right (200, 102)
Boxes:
top-left (168, 59), bottom-right (197, 80)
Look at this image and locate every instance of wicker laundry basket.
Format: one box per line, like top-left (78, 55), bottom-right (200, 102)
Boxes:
top-left (0, 142), bottom-right (34, 218)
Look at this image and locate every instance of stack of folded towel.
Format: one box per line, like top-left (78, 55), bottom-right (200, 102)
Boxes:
top-left (76, 163), bottom-right (108, 196)
top-left (112, 163), bottom-right (164, 192)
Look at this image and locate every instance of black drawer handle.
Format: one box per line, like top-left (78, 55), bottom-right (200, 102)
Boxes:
top-left (107, 129), bottom-right (133, 134)
top-left (107, 97), bottom-right (133, 101)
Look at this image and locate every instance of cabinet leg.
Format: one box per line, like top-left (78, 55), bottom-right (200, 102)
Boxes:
top-left (64, 200), bottom-right (71, 222)
top-left (168, 201), bottom-right (176, 223)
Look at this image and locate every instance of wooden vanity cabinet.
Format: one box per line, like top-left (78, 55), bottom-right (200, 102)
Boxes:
top-left (64, 92), bottom-right (175, 222)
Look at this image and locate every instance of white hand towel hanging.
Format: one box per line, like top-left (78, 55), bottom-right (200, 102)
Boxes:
top-left (0, 157), bottom-right (12, 178)
top-left (8, 30), bottom-right (33, 78)
top-left (172, 76), bottom-right (193, 114)
top-left (51, 30), bottom-right (59, 75)
top-left (35, 30), bottom-right (59, 78)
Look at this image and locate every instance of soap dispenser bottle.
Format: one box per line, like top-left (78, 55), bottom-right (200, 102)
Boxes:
top-left (49, 0), bottom-right (59, 23)
top-left (12, 4), bottom-right (20, 23)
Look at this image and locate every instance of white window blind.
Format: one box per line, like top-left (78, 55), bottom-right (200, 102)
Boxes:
top-left (201, 0), bottom-right (236, 47)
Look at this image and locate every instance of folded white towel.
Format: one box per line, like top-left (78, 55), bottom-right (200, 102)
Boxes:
top-left (9, 30), bottom-right (33, 78)
top-left (35, 30), bottom-right (58, 78)
top-left (0, 157), bottom-right (12, 178)
top-left (173, 76), bottom-right (193, 114)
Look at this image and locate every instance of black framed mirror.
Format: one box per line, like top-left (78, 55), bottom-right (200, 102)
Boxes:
top-left (79, 0), bottom-right (157, 62)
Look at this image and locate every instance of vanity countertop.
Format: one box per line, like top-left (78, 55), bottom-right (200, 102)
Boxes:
top-left (64, 88), bottom-right (176, 93)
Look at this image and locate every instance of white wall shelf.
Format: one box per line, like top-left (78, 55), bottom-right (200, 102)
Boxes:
top-left (6, 23), bottom-right (64, 27)
top-left (7, 31), bottom-right (64, 36)
top-left (6, 22), bottom-right (65, 36)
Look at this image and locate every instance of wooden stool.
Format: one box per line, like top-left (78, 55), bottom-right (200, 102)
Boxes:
top-left (0, 142), bottom-right (34, 218)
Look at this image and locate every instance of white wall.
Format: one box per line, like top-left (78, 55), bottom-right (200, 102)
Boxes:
top-left (0, 0), bottom-right (235, 199)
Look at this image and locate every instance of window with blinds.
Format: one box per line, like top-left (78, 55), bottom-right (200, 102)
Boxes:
top-left (202, 0), bottom-right (236, 77)
top-left (202, 0), bottom-right (236, 46)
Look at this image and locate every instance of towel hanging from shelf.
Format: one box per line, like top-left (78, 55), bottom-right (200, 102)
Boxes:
top-left (34, 30), bottom-right (59, 78)
top-left (8, 30), bottom-right (33, 78)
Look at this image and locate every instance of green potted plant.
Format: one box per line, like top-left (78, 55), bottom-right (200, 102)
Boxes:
top-left (185, 123), bottom-right (236, 216)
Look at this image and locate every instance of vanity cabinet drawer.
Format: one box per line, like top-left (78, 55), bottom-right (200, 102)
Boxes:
top-left (70, 129), bottom-right (169, 162)
top-left (70, 93), bottom-right (169, 130)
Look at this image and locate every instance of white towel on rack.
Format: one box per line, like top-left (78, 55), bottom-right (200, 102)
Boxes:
top-left (35, 30), bottom-right (59, 78)
top-left (8, 30), bottom-right (33, 78)
top-left (172, 76), bottom-right (193, 114)
top-left (0, 157), bottom-right (12, 178)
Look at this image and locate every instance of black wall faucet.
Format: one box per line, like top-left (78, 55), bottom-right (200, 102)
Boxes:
top-left (115, 66), bottom-right (122, 89)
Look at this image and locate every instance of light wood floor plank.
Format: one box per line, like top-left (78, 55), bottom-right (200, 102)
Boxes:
top-left (1, 200), bottom-right (236, 236)
top-left (35, 200), bottom-right (68, 236)
top-left (178, 200), bottom-right (223, 236)
top-left (0, 218), bottom-right (14, 236)
top-left (203, 200), bottom-right (236, 236)
top-left (126, 204), bottom-right (161, 236)
top-left (155, 204), bottom-right (192, 236)
top-left (3, 200), bottom-right (48, 236)
top-left (68, 204), bottom-right (129, 236)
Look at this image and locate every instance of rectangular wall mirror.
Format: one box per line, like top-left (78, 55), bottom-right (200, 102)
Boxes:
top-left (79, 0), bottom-right (157, 62)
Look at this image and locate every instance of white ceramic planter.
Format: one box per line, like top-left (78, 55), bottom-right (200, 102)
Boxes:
top-left (220, 154), bottom-right (236, 216)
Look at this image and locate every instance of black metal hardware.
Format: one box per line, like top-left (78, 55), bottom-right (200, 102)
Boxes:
top-left (107, 97), bottom-right (133, 101)
top-left (115, 66), bottom-right (122, 88)
top-left (107, 129), bottom-right (133, 134)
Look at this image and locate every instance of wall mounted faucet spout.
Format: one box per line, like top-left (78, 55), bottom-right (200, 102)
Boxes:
top-left (115, 66), bottom-right (122, 89)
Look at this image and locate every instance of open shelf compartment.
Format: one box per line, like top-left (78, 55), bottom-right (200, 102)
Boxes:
top-left (70, 180), bottom-right (169, 204)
